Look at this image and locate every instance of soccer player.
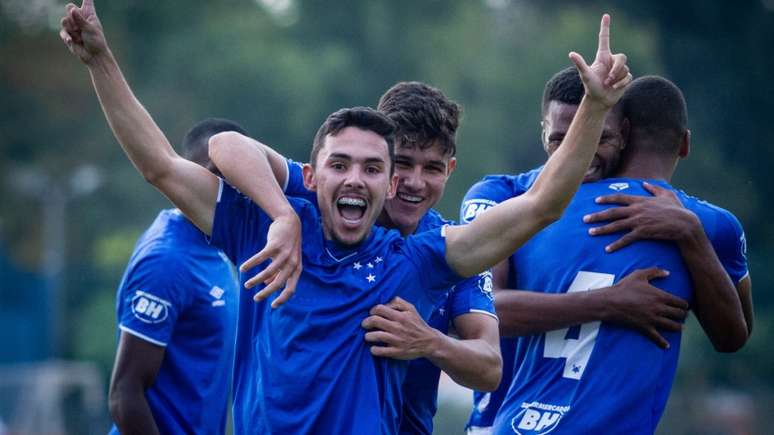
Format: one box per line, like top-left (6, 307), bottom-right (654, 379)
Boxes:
top-left (209, 81), bottom-right (501, 434)
top-left (463, 74), bottom-right (750, 434)
top-left (107, 119), bottom-right (241, 435)
top-left (60, 1), bottom-right (631, 432)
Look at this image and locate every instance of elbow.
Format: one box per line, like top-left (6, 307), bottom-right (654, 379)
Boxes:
top-left (477, 352), bottom-right (503, 392)
top-left (207, 131), bottom-right (236, 164)
top-left (712, 328), bottom-right (749, 353)
top-left (108, 384), bottom-right (128, 426)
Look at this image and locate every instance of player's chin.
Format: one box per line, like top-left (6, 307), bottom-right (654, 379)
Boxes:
top-left (332, 221), bottom-right (370, 246)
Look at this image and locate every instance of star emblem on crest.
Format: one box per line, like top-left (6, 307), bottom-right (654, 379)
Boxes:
top-left (374, 256), bottom-right (383, 263)
top-left (353, 262), bottom-right (362, 270)
top-left (367, 262), bottom-right (374, 269)
top-left (366, 274), bottom-right (376, 283)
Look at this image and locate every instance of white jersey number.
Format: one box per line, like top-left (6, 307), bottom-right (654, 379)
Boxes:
top-left (543, 271), bottom-right (615, 380)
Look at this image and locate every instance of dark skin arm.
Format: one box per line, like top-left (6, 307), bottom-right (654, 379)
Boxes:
top-left (108, 332), bottom-right (164, 435)
top-left (493, 259), bottom-right (689, 349)
top-left (585, 182), bottom-right (750, 352)
top-left (362, 297), bottom-right (502, 391)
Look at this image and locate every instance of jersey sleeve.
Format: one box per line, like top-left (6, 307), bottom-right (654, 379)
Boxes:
top-left (209, 180), bottom-right (271, 265)
top-left (402, 227), bottom-right (464, 297)
top-left (449, 270), bottom-right (498, 321)
top-left (460, 177), bottom-right (518, 224)
top-left (709, 209), bottom-right (749, 283)
top-left (283, 158), bottom-right (318, 204)
top-left (117, 254), bottom-right (189, 347)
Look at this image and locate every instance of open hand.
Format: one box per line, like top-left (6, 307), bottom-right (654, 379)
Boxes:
top-left (569, 14), bottom-right (632, 108)
top-left (240, 212), bottom-right (303, 308)
top-left (584, 182), bottom-right (701, 252)
top-left (601, 268), bottom-right (689, 349)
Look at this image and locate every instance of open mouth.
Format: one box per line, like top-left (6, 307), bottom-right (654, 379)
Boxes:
top-left (396, 192), bottom-right (423, 205)
top-left (337, 196), bottom-right (367, 223)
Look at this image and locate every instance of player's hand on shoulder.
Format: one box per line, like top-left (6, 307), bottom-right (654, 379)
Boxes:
top-left (569, 14), bottom-right (632, 108)
top-left (601, 268), bottom-right (689, 349)
top-left (60, 0), bottom-right (109, 65)
top-left (241, 211), bottom-right (303, 308)
top-left (361, 297), bottom-right (439, 360)
top-left (584, 182), bottom-right (702, 252)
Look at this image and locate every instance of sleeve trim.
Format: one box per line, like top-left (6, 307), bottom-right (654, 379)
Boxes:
top-left (216, 178), bottom-right (224, 202)
top-left (119, 325), bottom-right (168, 347)
top-left (738, 270), bottom-right (750, 284)
top-left (465, 309), bottom-right (499, 322)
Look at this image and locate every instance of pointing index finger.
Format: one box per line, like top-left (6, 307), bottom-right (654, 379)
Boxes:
top-left (597, 14), bottom-right (611, 54)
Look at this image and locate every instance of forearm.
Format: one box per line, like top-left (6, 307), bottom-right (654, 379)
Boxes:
top-left (495, 290), bottom-right (608, 337)
top-left (88, 52), bottom-right (177, 183)
top-left (680, 227), bottom-right (748, 351)
top-left (209, 132), bottom-right (295, 220)
top-left (426, 330), bottom-right (502, 391)
top-left (109, 386), bottom-right (160, 435)
top-left (445, 97), bottom-right (609, 277)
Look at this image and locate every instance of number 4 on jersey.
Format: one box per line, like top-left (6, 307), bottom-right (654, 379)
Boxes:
top-left (543, 271), bottom-right (615, 380)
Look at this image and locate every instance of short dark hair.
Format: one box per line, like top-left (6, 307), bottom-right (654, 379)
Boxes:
top-left (621, 76), bottom-right (688, 153)
top-left (310, 107), bottom-right (396, 170)
top-left (182, 118), bottom-right (249, 170)
top-left (377, 81), bottom-right (461, 157)
top-left (541, 67), bottom-right (584, 116)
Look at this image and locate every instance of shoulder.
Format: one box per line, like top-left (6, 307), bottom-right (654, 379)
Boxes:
top-left (461, 168), bottom-right (541, 223)
top-left (417, 209), bottom-right (454, 231)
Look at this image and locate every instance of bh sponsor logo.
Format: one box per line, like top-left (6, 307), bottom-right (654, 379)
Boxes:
top-left (511, 401), bottom-right (569, 435)
top-left (131, 291), bottom-right (170, 323)
top-left (461, 199), bottom-right (497, 223)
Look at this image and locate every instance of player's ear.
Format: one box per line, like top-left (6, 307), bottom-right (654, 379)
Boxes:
top-left (386, 173), bottom-right (398, 199)
top-left (620, 118), bottom-right (630, 150)
top-left (445, 157), bottom-right (457, 177)
top-left (302, 163), bottom-right (317, 191)
top-left (678, 129), bottom-right (690, 158)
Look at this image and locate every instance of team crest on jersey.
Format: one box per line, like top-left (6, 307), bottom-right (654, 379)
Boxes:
top-left (477, 271), bottom-right (494, 300)
top-left (461, 199), bottom-right (498, 223)
top-left (131, 290), bottom-right (171, 323)
top-left (608, 182), bottom-right (629, 191)
top-left (511, 401), bottom-right (569, 435)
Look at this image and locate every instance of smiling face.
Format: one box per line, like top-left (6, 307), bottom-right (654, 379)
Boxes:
top-left (303, 126), bottom-right (397, 246)
top-left (542, 101), bottom-right (625, 182)
top-left (379, 141), bottom-right (455, 235)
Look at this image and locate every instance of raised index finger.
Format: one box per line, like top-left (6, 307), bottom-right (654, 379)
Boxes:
top-left (597, 14), bottom-right (611, 55)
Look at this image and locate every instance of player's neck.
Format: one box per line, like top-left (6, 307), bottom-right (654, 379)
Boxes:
top-left (376, 210), bottom-right (417, 237)
top-left (614, 151), bottom-right (676, 182)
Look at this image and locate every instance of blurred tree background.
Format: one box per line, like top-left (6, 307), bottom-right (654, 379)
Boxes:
top-left (1, 0), bottom-right (772, 433)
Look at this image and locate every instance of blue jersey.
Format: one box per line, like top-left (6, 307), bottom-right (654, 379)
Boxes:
top-left (490, 178), bottom-right (747, 435)
top-left (284, 159), bottom-right (497, 434)
top-left (110, 209), bottom-right (238, 435)
top-left (460, 169), bottom-right (542, 432)
top-left (210, 181), bottom-right (463, 434)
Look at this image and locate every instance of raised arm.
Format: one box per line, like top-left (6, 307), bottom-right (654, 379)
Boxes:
top-left (445, 14), bottom-right (633, 277)
top-left (60, 0), bottom-right (218, 233)
top-left (584, 182), bottom-right (750, 351)
top-left (209, 132), bottom-right (303, 307)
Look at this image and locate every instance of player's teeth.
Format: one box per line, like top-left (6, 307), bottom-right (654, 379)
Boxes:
top-left (398, 193), bottom-right (422, 203)
top-left (338, 197), bottom-right (366, 207)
